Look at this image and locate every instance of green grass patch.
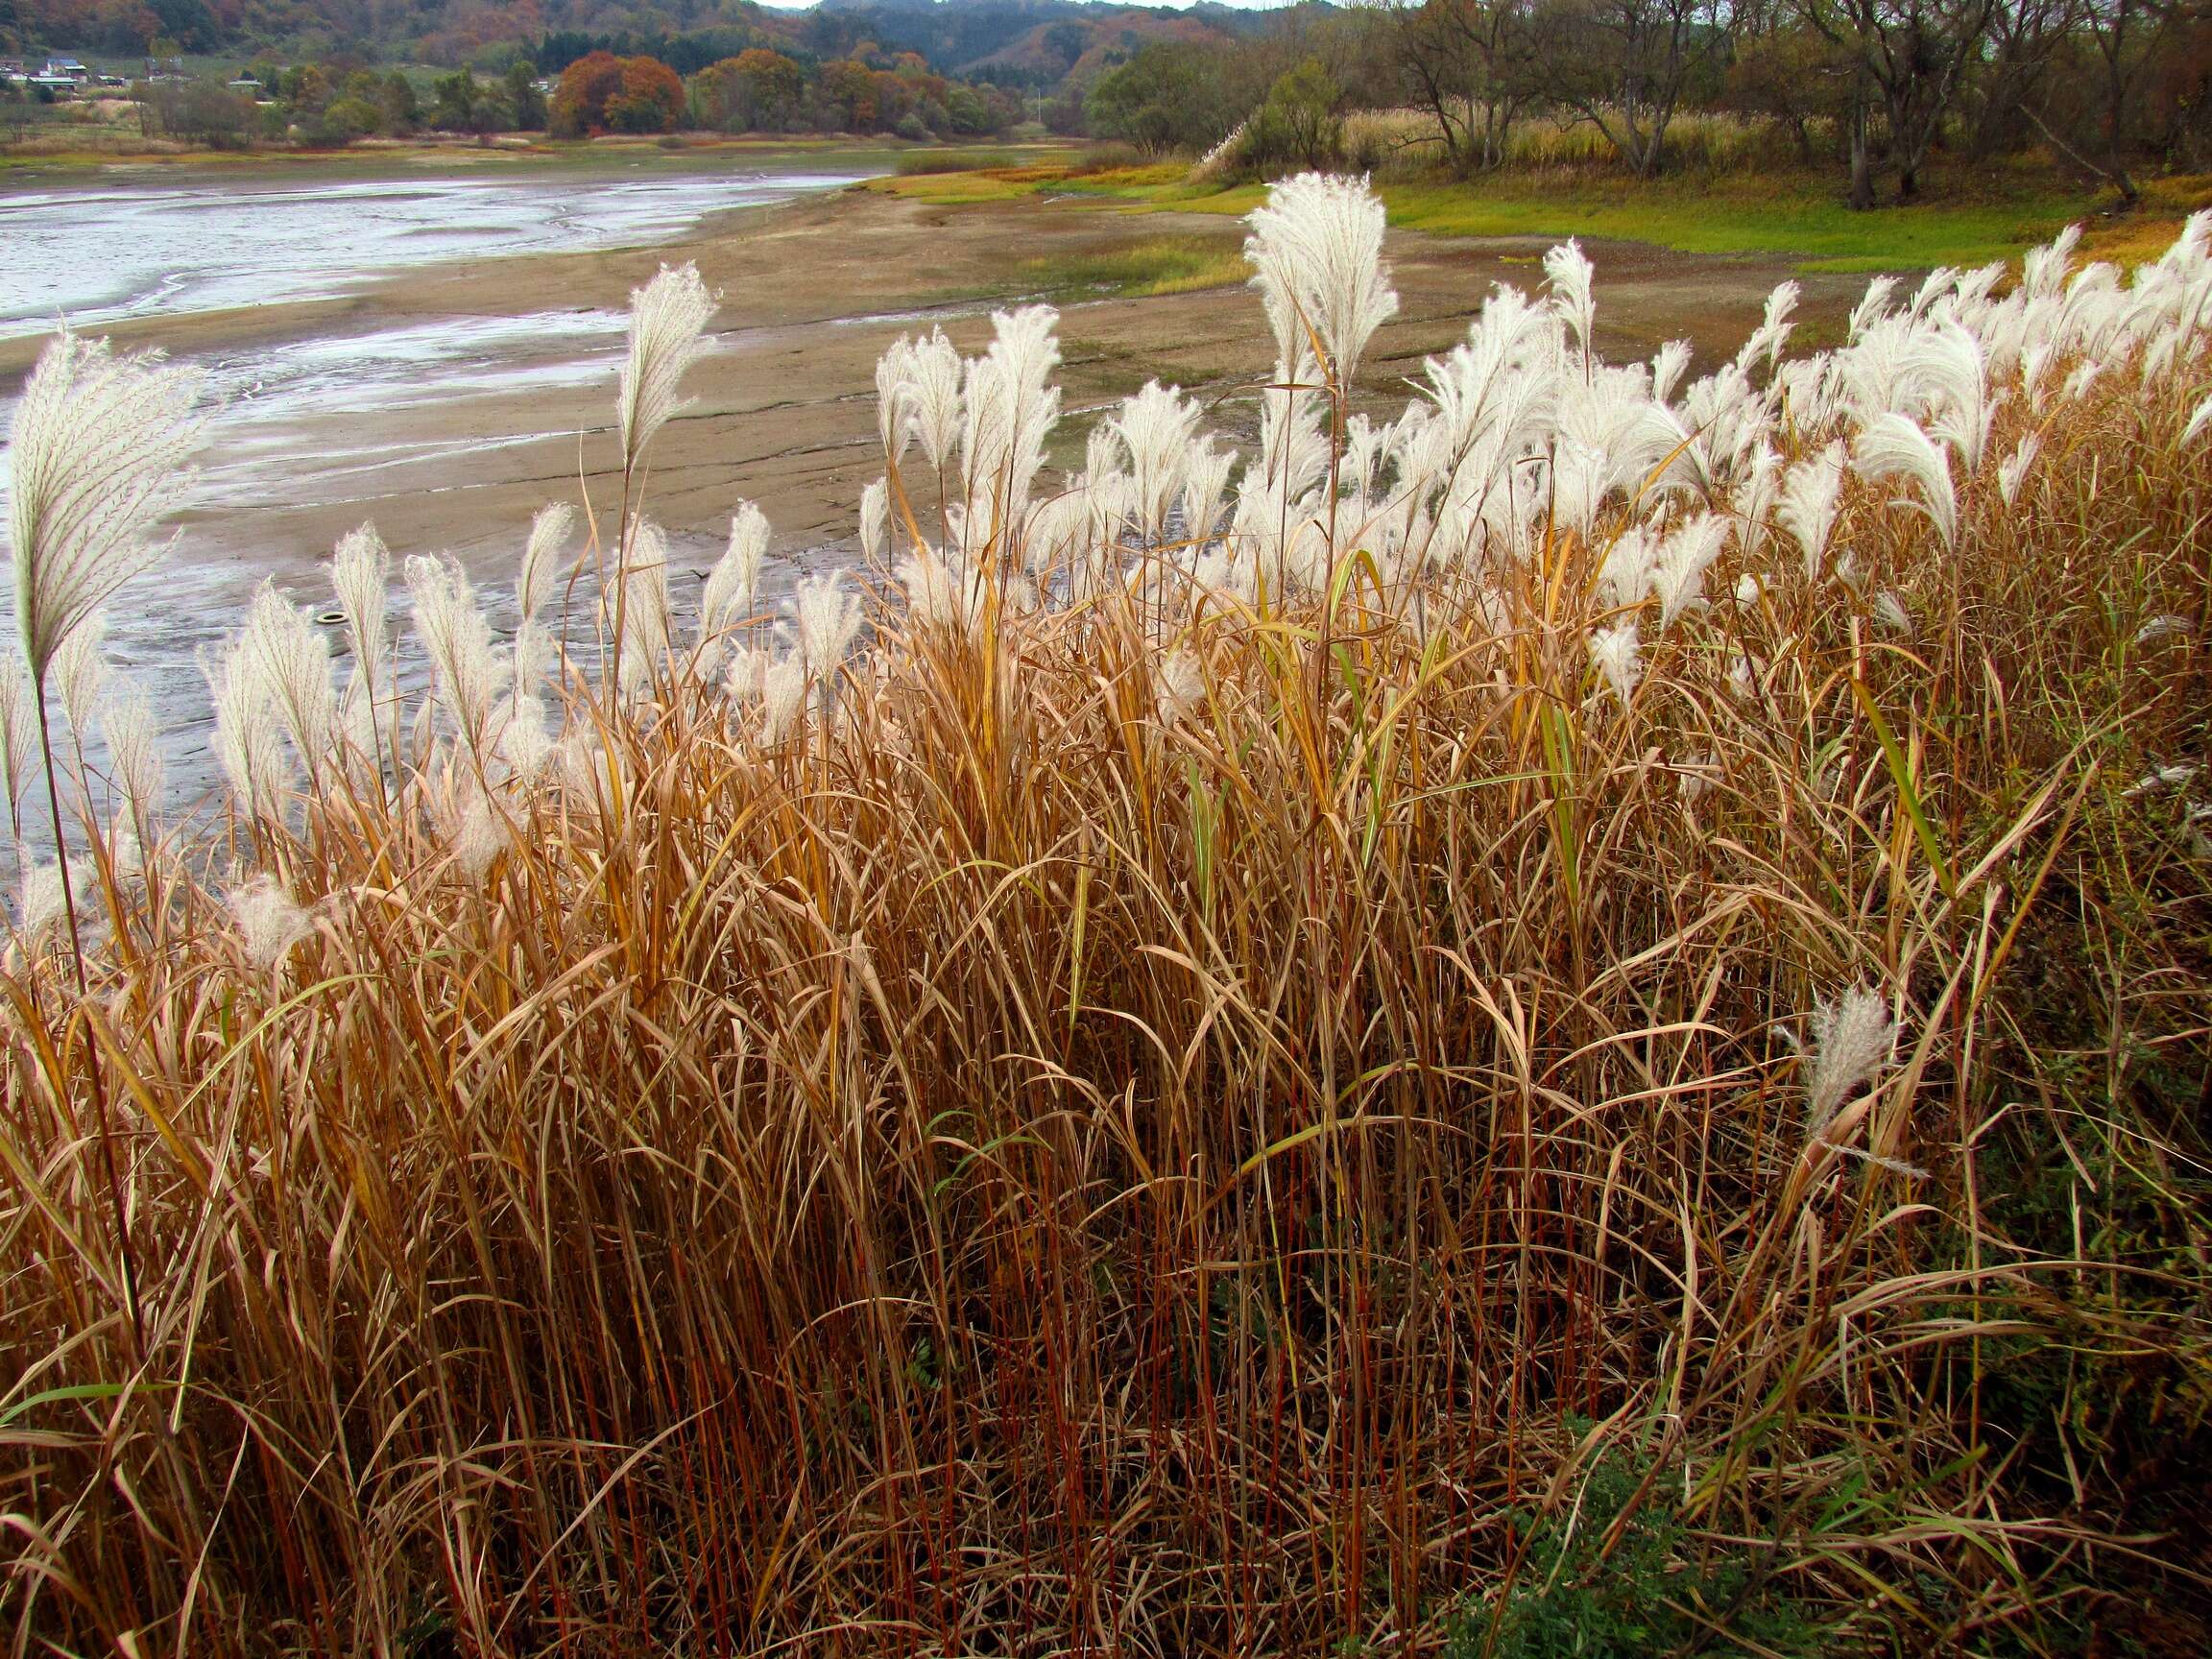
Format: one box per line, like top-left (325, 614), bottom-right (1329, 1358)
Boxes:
top-left (865, 156), bottom-right (2131, 273)
top-left (1020, 235), bottom-right (1246, 299)
top-left (1375, 171), bottom-right (2097, 271)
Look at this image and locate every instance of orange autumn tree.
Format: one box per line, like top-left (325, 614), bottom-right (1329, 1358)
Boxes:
top-left (552, 51), bottom-right (683, 136)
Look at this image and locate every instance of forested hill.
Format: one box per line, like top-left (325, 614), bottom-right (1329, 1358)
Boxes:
top-left (4, 0), bottom-right (1291, 84)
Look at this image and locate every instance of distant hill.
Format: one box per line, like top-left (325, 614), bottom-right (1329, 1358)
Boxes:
top-left (9, 0), bottom-right (1289, 87)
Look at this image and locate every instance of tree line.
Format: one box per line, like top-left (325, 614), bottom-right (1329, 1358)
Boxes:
top-left (1084, 0), bottom-right (2212, 206)
top-left (121, 41), bottom-right (1021, 149)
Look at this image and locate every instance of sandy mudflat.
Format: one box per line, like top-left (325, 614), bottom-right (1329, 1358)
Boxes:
top-left (3, 174), bottom-right (1866, 595)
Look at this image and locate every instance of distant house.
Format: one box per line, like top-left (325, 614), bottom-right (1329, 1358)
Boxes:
top-left (28, 74), bottom-right (80, 96)
top-left (41, 58), bottom-right (89, 82)
top-left (97, 74), bottom-right (129, 88)
top-left (227, 76), bottom-right (263, 94)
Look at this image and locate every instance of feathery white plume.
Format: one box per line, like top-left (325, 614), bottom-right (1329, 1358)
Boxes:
top-left (702, 501), bottom-right (770, 640)
top-left (1244, 172), bottom-right (1400, 388)
top-left (1777, 444), bottom-right (1847, 580)
top-left (227, 875), bottom-right (311, 973)
top-left (329, 522), bottom-right (390, 684)
top-left (1649, 514), bottom-right (1728, 629)
top-left (907, 327), bottom-right (964, 470)
top-left (1589, 621), bottom-right (1642, 708)
top-left (0, 656), bottom-right (38, 825)
top-left (1154, 646), bottom-right (1205, 728)
top-left (13, 861), bottom-right (64, 943)
top-left (792, 570), bottom-right (862, 682)
top-left (517, 503), bottom-right (574, 622)
top-left (760, 649), bottom-right (808, 742)
top-left (6, 330), bottom-right (203, 683)
top-left (240, 582), bottom-right (336, 770)
top-left (615, 263), bottom-right (715, 468)
top-left (2184, 394), bottom-right (2212, 447)
top-left (52, 609), bottom-right (107, 740)
top-left (203, 639), bottom-right (293, 819)
top-left (1543, 239), bottom-right (1597, 364)
top-left (1112, 381), bottom-right (1203, 541)
top-left (860, 476), bottom-right (891, 562)
top-left (960, 306), bottom-right (1063, 535)
top-left (1649, 339), bottom-right (1693, 405)
top-left (404, 555), bottom-right (511, 758)
top-left (1853, 413), bottom-right (1957, 548)
top-left (448, 787), bottom-right (507, 880)
top-left (1803, 984), bottom-right (1896, 1136)
top-left (1998, 434), bottom-right (2041, 506)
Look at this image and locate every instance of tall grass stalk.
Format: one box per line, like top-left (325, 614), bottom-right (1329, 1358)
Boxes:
top-left (5, 177), bottom-right (2212, 1654)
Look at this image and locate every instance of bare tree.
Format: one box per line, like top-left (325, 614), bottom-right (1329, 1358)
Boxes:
top-left (1525, 0), bottom-right (1727, 177)
top-left (1800, 0), bottom-right (2001, 203)
top-left (1384, 0), bottom-right (1538, 174)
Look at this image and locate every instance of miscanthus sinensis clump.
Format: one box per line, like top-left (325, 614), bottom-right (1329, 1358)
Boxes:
top-left (12, 175), bottom-right (2212, 954)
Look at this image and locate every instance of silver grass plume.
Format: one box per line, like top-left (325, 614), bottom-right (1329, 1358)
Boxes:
top-left (52, 609), bottom-right (107, 741)
top-left (876, 334), bottom-right (917, 461)
top-left (1649, 513), bottom-right (1728, 630)
top-left (1589, 621), bottom-right (1642, 708)
top-left (1243, 172), bottom-right (1400, 390)
top-left (616, 263), bottom-right (716, 470)
top-left (792, 570), bottom-right (862, 684)
top-left (404, 555), bottom-right (511, 762)
top-left (1182, 441), bottom-right (1234, 547)
top-left (701, 501), bottom-right (770, 640)
top-left (0, 656), bottom-right (36, 836)
top-left (1846, 275), bottom-right (1899, 342)
top-left (329, 522), bottom-right (390, 684)
top-left (1777, 444), bottom-right (1847, 580)
top-left (203, 640), bottom-right (293, 821)
top-left (2185, 394), bottom-right (2212, 447)
top-left (616, 519), bottom-right (674, 697)
top-left (6, 329), bottom-right (203, 685)
top-left (1734, 445), bottom-right (1782, 556)
top-left (1111, 380), bottom-right (1202, 543)
top-left (240, 582), bottom-right (336, 773)
top-left (1153, 646), bottom-right (1204, 728)
top-left (2020, 225), bottom-right (2081, 304)
top-left (960, 306), bottom-right (1062, 534)
top-left (1543, 239), bottom-right (1598, 365)
top-left (1998, 434), bottom-right (2041, 506)
top-left (1853, 413), bottom-right (1958, 548)
top-left (13, 860), bottom-right (63, 945)
top-left (907, 327), bottom-right (965, 470)
top-left (1649, 339), bottom-right (1693, 405)
top-left (227, 875), bottom-right (311, 973)
top-left (760, 649), bottom-right (808, 742)
top-left (517, 503), bottom-right (573, 622)
top-left (861, 477), bottom-right (891, 563)
top-left (1803, 984), bottom-right (1896, 1137)
top-left (101, 678), bottom-right (162, 835)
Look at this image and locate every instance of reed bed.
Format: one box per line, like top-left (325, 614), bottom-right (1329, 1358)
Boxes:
top-left (4, 178), bottom-right (2211, 1655)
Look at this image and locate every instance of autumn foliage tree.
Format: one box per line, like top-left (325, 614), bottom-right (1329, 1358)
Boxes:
top-left (551, 50), bottom-right (682, 136)
top-left (691, 48), bottom-right (805, 132)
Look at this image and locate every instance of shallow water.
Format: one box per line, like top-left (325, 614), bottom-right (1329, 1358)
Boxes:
top-left (0, 165), bottom-right (871, 339)
top-left (1, 162), bottom-right (873, 864)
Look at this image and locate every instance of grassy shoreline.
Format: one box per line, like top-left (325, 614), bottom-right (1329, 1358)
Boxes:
top-left (872, 155), bottom-right (2212, 273)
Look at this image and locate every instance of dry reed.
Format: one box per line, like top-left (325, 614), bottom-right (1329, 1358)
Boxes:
top-left (3, 181), bottom-right (2210, 1657)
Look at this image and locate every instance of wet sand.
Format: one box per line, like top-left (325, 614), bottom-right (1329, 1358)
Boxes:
top-left (2, 171), bottom-right (1871, 815)
top-left (3, 178), bottom-right (1867, 589)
